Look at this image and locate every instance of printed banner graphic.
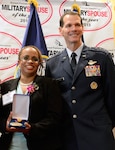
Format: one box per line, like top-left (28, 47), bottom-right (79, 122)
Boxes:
top-left (0, 0), bottom-right (115, 82)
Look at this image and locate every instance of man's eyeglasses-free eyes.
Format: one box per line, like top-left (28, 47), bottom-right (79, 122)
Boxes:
top-left (20, 55), bottom-right (39, 63)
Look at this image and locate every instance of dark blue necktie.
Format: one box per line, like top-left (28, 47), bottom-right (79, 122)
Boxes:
top-left (71, 52), bottom-right (77, 72)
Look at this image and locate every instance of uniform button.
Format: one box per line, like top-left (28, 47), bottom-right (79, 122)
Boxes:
top-left (72, 100), bottom-right (76, 104)
top-left (0, 132), bottom-right (2, 137)
top-left (73, 114), bottom-right (77, 119)
top-left (71, 86), bottom-right (76, 90)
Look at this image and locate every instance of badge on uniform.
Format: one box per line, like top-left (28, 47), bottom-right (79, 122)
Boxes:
top-left (90, 81), bottom-right (98, 89)
top-left (85, 60), bottom-right (101, 77)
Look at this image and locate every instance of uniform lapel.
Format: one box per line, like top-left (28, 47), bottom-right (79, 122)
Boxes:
top-left (61, 50), bottom-right (73, 78)
top-left (72, 46), bottom-right (90, 84)
top-left (60, 46), bottom-right (91, 82)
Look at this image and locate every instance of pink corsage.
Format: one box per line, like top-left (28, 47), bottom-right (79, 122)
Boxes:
top-left (27, 82), bottom-right (39, 95)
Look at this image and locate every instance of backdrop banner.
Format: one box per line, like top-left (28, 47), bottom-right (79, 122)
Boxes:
top-left (0, 0), bottom-right (115, 82)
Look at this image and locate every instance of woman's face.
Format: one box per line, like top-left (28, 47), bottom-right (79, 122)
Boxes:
top-left (18, 47), bottom-right (40, 77)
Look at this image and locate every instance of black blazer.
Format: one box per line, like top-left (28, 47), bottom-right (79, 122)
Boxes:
top-left (45, 45), bottom-right (115, 150)
top-left (0, 75), bottom-right (63, 150)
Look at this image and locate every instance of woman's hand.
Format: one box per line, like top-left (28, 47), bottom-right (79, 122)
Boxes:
top-left (6, 111), bottom-right (31, 134)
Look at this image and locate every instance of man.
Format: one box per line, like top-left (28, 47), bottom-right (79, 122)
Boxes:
top-left (45, 11), bottom-right (115, 150)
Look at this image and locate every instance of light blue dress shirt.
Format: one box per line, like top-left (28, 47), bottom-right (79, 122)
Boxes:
top-left (9, 83), bottom-right (28, 150)
top-left (66, 43), bottom-right (84, 64)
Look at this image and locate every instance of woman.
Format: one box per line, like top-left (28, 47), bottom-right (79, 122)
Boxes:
top-left (0, 45), bottom-right (63, 150)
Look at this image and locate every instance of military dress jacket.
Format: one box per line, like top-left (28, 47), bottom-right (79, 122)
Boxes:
top-left (45, 45), bottom-right (115, 150)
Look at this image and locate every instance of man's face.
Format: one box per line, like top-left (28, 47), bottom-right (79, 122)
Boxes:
top-left (59, 14), bottom-right (83, 44)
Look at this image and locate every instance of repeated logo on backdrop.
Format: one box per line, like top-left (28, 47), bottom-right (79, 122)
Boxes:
top-left (0, 0), bottom-right (115, 82)
top-left (0, 0), bottom-right (52, 27)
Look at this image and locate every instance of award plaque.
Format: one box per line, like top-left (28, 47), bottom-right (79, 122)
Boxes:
top-left (9, 94), bottom-right (30, 128)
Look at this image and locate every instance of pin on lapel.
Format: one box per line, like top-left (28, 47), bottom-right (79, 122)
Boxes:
top-left (63, 56), bottom-right (66, 60)
top-left (62, 56), bottom-right (67, 62)
top-left (82, 54), bottom-right (86, 58)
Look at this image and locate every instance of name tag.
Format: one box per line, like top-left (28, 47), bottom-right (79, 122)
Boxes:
top-left (2, 90), bottom-right (16, 106)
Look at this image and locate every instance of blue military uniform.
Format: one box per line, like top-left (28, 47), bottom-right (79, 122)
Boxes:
top-left (45, 45), bottom-right (115, 150)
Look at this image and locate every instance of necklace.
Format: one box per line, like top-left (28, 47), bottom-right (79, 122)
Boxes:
top-left (19, 81), bottom-right (33, 86)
